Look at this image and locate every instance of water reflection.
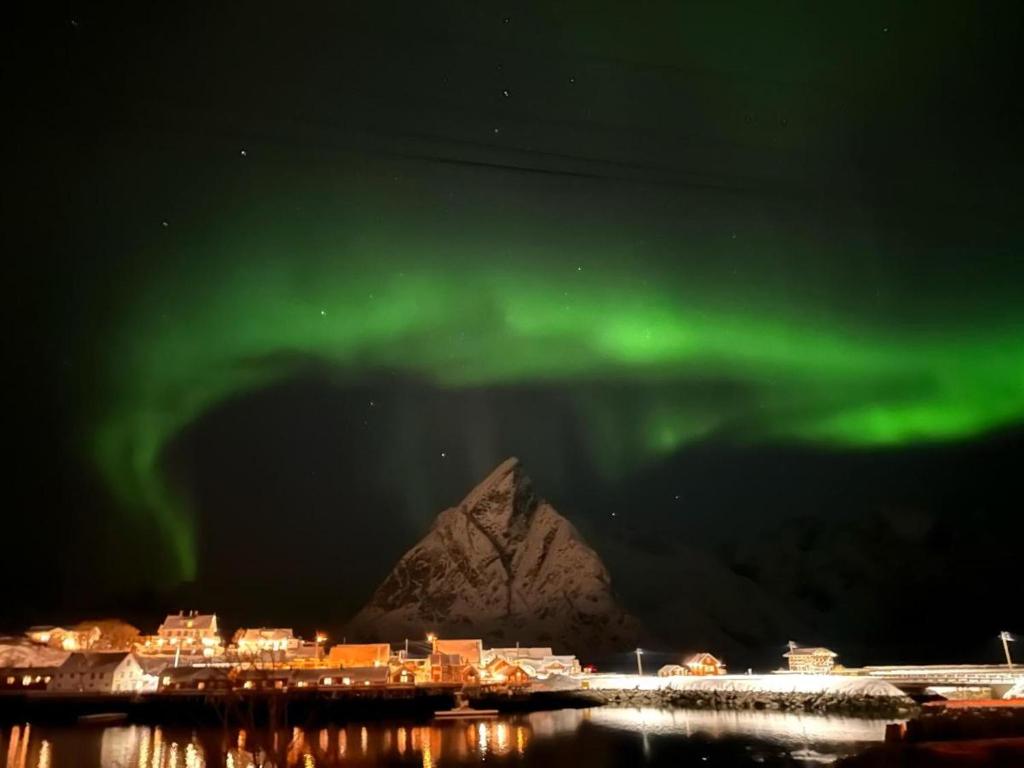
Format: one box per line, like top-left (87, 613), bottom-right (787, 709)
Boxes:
top-left (1, 707), bottom-right (893, 766)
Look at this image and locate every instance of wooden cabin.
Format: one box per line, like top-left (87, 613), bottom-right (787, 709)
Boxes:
top-left (684, 652), bottom-right (726, 676)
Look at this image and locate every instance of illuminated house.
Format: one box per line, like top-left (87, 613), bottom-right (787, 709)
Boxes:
top-left (25, 625), bottom-right (101, 651)
top-left (657, 664), bottom-right (688, 677)
top-left (434, 639), bottom-right (483, 666)
top-left (484, 658), bottom-right (530, 686)
top-left (142, 611), bottom-right (223, 657)
top-left (535, 655), bottom-right (581, 677)
top-left (290, 667), bottom-right (389, 689)
top-left (233, 628), bottom-right (300, 655)
top-left (684, 652), bottom-right (726, 676)
top-left (391, 659), bottom-right (427, 684)
top-left (483, 647), bottom-right (553, 665)
top-left (0, 667), bottom-right (53, 690)
top-left (783, 644), bottom-right (838, 674)
top-left (49, 652), bottom-right (158, 693)
top-left (159, 666), bottom-right (233, 692)
top-left (327, 643), bottom-right (391, 668)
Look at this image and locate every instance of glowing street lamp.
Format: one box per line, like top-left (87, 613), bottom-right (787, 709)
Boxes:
top-left (426, 632), bottom-right (437, 652)
top-left (999, 631), bottom-right (1015, 670)
top-left (635, 648), bottom-right (644, 676)
top-left (315, 632), bottom-right (327, 662)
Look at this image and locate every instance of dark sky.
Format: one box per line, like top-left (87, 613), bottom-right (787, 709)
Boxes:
top-left (7, 2), bottom-right (1023, 667)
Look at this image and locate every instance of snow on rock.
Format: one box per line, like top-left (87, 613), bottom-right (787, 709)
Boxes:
top-left (347, 458), bottom-right (639, 651)
top-left (585, 673), bottom-right (908, 698)
top-left (0, 642), bottom-right (70, 668)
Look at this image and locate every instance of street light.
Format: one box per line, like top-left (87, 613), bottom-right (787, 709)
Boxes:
top-left (315, 632), bottom-right (327, 662)
top-left (426, 632), bottom-right (437, 653)
top-left (635, 648), bottom-right (644, 676)
top-left (999, 631), bottom-right (1015, 670)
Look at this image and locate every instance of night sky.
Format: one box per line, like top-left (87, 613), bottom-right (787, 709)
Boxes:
top-left (8, 2), bottom-right (1023, 667)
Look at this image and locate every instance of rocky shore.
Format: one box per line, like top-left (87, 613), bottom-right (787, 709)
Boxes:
top-left (593, 686), bottom-right (918, 716)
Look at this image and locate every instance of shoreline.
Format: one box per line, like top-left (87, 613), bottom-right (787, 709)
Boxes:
top-left (591, 687), bottom-right (918, 717)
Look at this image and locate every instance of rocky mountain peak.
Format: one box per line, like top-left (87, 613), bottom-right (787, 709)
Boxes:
top-left (347, 458), bottom-right (639, 652)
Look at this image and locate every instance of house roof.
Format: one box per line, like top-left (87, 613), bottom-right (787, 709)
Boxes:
top-left (783, 647), bottom-right (838, 657)
top-left (234, 628), bottom-right (295, 642)
top-left (163, 665), bottom-right (231, 682)
top-left (684, 652), bottom-right (723, 666)
top-left (435, 639), bottom-right (482, 665)
top-left (59, 652), bottom-right (133, 673)
top-left (487, 647), bottom-right (553, 660)
top-left (160, 614), bottom-right (217, 632)
top-left (327, 643), bottom-right (390, 667)
top-left (135, 657), bottom-right (171, 675)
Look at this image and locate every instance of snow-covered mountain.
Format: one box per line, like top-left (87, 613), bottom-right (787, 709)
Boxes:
top-left (347, 458), bottom-right (639, 652)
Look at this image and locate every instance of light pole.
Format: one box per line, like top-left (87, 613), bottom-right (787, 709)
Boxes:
top-left (635, 648), bottom-right (644, 676)
top-left (999, 631), bottom-right (1015, 670)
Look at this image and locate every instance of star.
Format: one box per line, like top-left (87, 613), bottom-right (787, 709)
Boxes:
top-left (576, 265), bottom-right (583, 272)
top-left (440, 451), bottom-right (447, 458)
top-left (161, 221), bottom-right (169, 228)
top-left (493, 128), bottom-right (500, 134)
top-left (320, 309), bottom-right (326, 316)
top-left (239, 149), bottom-right (247, 157)
top-left (502, 89), bottom-right (510, 98)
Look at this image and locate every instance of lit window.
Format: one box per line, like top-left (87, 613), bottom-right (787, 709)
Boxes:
top-left (243, 680), bottom-right (254, 689)
top-left (322, 677), bottom-right (333, 686)
top-left (342, 677), bottom-right (351, 685)
top-left (197, 681), bottom-right (206, 691)
top-left (22, 676), bottom-right (33, 686)
top-left (6, 677), bottom-right (15, 685)
top-left (162, 676), bottom-right (171, 685)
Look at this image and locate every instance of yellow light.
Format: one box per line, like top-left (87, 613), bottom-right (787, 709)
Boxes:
top-left (322, 677), bottom-right (333, 686)
top-left (315, 633), bottom-right (327, 644)
top-left (22, 676), bottom-right (32, 686)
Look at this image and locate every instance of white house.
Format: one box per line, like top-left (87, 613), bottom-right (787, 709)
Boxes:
top-left (48, 652), bottom-right (157, 693)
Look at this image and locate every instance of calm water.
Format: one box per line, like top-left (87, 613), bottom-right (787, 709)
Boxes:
top-left (1, 708), bottom-right (897, 766)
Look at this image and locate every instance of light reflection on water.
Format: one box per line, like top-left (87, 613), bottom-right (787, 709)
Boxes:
top-left (0, 707), bottom-right (894, 766)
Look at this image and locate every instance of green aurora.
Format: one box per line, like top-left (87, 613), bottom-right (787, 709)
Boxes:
top-left (88, 212), bottom-right (1024, 583)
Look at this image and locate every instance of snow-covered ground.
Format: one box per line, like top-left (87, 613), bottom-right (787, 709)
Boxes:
top-left (581, 673), bottom-right (907, 698)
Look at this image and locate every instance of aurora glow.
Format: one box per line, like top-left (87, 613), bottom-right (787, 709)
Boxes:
top-left (89, 217), bottom-right (1024, 581)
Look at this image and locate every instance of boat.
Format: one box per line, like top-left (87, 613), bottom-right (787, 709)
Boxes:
top-left (77, 712), bottom-right (128, 725)
top-left (435, 705), bottom-right (499, 720)
top-left (434, 693), bottom-right (499, 720)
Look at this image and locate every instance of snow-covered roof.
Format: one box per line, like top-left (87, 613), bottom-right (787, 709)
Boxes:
top-left (159, 614), bottom-right (217, 632)
top-left (784, 647), bottom-right (837, 657)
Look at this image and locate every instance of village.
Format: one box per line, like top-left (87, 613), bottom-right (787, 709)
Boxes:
top-left (0, 611), bottom-right (790, 699)
top-left (0, 612), bottom-right (589, 697)
top-left (2, 614), bottom-right (1018, 710)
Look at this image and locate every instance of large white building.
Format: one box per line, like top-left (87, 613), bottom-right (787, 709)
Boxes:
top-left (48, 652), bottom-right (159, 693)
top-left (140, 612), bottom-right (222, 658)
